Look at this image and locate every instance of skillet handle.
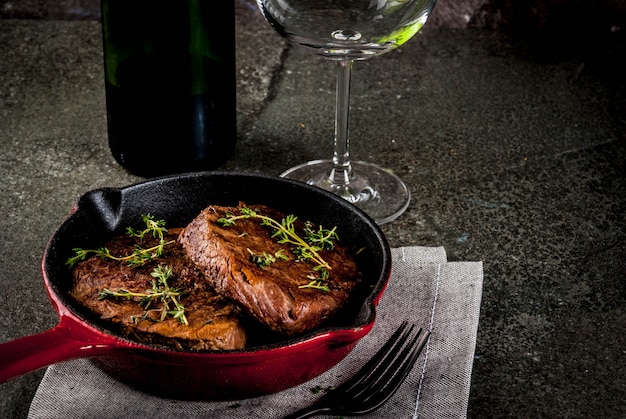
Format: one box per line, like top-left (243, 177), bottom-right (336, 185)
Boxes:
top-left (0, 319), bottom-right (115, 383)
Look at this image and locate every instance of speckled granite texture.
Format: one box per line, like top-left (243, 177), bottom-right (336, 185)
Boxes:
top-left (1, 1), bottom-right (624, 417)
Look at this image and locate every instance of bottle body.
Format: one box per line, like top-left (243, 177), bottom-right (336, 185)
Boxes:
top-left (101, 0), bottom-right (236, 177)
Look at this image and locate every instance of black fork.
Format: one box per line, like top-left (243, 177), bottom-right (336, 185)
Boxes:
top-left (283, 321), bottom-right (431, 418)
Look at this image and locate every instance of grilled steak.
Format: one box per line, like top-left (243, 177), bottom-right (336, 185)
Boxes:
top-left (70, 228), bottom-right (247, 351)
top-left (178, 204), bottom-right (363, 335)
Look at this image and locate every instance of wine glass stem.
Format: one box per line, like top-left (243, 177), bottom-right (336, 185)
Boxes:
top-left (330, 60), bottom-right (354, 186)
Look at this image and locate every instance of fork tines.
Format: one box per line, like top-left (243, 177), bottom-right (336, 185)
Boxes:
top-left (283, 321), bottom-right (431, 419)
top-left (337, 321), bottom-right (431, 413)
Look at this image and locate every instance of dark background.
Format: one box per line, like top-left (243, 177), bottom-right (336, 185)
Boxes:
top-left (1, 1), bottom-right (624, 418)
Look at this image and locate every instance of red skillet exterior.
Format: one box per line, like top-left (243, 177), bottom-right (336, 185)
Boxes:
top-left (0, 172), bottom-right (391, 400)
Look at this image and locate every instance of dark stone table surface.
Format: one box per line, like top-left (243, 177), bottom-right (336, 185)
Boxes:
top-left (1, 2), bottom-right (624, 417)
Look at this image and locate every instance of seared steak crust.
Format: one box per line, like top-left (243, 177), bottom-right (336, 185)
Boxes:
top-left (70, 228), bottom-right (246, 351)
top-left (178, 204), bottom-right (363, 335)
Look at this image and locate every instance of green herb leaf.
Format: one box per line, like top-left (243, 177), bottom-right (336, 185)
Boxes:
top-left (66, 215), bottom-right (174, 268)
top-left (98, 264), bottom-right (188, 325)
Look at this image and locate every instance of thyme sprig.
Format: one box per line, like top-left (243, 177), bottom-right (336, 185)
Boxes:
top-left (98, 264), bottom-right (188, 325)
top-left (66, 214), bottom-right (175, 268)
top-left (126, 214), bottom-right (167, 241)
top-left (247, 248), bottom-right (289, 269)
top-left (217, 206), bottom-right (339, 292)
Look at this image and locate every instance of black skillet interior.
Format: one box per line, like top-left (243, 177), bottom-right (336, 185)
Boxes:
top-left (43, 172), bottom-right (391, 350)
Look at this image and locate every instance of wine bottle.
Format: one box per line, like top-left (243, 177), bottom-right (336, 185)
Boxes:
top-left (101, 0), bottom-right (236, 177)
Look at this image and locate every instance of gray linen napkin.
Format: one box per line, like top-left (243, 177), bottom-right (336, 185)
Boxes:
top-left (28, 247), bottom-right (483, 418)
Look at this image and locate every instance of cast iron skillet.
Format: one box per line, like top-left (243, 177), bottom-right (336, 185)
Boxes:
top-left (0, 172), bottom-right (391, 400)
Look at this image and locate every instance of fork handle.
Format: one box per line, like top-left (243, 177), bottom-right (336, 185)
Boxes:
top-left (283, 403), bottom-right (333, 419)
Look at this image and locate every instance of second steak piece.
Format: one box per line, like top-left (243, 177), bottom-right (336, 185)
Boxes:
top-left (178, 204), bottom-right (363, 335)
top-left (70, 228), bottom-right (247, 351)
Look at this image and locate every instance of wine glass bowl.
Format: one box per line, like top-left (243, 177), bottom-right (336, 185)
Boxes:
top-left (259, 0), bottom-right (434, 60)
top-left (257, 0), bottom-right (437, 224)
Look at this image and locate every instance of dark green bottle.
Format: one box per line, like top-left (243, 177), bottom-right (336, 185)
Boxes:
top-left (101, 0), bottom-right (236, 177)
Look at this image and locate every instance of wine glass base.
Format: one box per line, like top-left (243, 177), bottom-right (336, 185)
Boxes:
top-left (280, 160), bottom-right (410, 225)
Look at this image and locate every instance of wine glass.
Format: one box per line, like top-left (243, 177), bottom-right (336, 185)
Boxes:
top-left (256, 0), bottom-right (437, 224)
